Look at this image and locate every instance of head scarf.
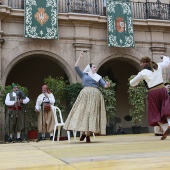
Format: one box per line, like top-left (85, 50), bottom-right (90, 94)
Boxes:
top-left (83, 64), bottom-right (101, 82)
top-left (42, 85), bottom-right (51, 94)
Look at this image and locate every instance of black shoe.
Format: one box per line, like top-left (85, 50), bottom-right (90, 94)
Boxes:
top-left (80, 134), bottom-right (86, 141)
top-left (16, 138), bottom-right (22, 142)
top-left (7, 137), bottom-right (13, 143)
top-left (36, 136), bottom-right (46, 142)
top-left (50, 136), bottom-right (53, 141)
top-left (40, 137), bottom-right (46, 140)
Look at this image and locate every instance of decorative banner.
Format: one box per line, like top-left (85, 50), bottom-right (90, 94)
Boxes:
top-left (107, 0), bottom-right (134, 47)
top-left (25, 0), bottom-right (58, 39)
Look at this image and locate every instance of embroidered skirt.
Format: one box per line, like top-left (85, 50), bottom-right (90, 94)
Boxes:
top-left (147, 87), bottom-right (170, 126)
top-left (63, 87), bottom-right (106, 135)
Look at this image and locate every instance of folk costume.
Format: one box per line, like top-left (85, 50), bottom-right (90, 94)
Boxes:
top-left (63, 65), bottom-right (107, 138)
top-left (5, 83), bottom-right (30, 141)
top-left (35, 85), bottom-right (55, 139)
top-left (130, 56), bottom-right (170, 140)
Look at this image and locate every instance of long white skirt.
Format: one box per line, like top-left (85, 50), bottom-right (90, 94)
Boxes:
top-left (63, 87), bottom-right (106, 135)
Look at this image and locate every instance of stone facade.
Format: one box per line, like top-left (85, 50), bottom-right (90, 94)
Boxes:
top-left (0, 2), bottom-right (170, 139)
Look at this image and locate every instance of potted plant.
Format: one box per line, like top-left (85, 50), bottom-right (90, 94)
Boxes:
top-left (128, 75), bottom-right (146, 134)
top-left (26, 101), bottom-right (38, 139)
top-left (99, 76), bottom-right (116, 135)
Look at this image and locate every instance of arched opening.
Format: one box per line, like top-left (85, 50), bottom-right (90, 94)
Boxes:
top-left (5, 54), bottom-right (69, 102)
top-left (98, 58), bottom-right (148, 133)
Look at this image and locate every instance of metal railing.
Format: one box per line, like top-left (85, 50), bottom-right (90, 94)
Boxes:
top-left (8, 0), bottom-right (170, 20)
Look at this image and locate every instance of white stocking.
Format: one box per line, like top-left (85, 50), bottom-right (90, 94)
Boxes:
top-left (17, 131), bottom-right (21, 139)
top-left (158, 122), bottom-right (168, 133)
top-left (166, 116), bottom-right (170, 126)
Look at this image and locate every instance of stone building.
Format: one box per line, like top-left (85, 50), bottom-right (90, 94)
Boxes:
top-left (0, 0), bottom-right (170, 139)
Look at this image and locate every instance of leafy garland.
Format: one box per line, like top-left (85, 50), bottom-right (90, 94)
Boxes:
top-left (128, 75), bottom-right (146, 126)
top-left (99, 76), bottom-right (116, 126)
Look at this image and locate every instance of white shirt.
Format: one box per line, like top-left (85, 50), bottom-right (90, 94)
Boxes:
top-left (130, 56), bottom-right (170, 88)
top-left (5, 92), bottom-right (30, 106)
top-left (35, 93), bottom-right (55, 111)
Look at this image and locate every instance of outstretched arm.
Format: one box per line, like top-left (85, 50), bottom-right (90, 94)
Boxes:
top-left (75, 51), bottom-right (83, 67)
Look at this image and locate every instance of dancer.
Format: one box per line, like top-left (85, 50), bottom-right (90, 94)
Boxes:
top-left (63, 51), bottom-right (110, 143)
top-left (154, 82), bottom-right (170, 136)
top-left (35, 85), bottom-right (55, 141)
top-left (130, 55), bottom-right (170, 140)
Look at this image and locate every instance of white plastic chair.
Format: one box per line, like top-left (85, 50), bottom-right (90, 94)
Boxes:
top-left (51, 106), bottom-right (70, 142)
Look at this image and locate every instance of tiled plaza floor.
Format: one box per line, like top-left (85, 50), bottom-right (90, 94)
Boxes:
top-left (0, 133), bottom-right (170, 170)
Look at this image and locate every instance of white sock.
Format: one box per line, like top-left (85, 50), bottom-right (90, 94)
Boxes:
top-left (50, 132), bottom-right (53, 137)
top-left (158, 122), bottom-right (168, 132)
top-left (166, 116), bottom-right (170, 126)
top-left (9, 133), bottom-right (12, 138)
top-left (17, 132), bottom-right (21, 139)
top-left (42, 133), bottom-right (45, 137)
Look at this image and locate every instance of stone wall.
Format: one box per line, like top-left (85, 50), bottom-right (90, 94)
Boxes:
top-left (0, 4), bottom-right (170, 139)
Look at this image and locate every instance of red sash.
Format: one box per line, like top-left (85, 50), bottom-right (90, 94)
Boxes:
top-left (8, 106), bottom-right (22, 110)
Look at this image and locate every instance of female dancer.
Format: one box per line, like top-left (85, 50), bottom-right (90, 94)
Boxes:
top-left (130, 55), bottom-right (170, 140)
top-left (64, 51), bottom-right (110, 143)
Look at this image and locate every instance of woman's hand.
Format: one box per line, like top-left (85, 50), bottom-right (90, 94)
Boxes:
top-left (79, 51), bottom-right (83, 58)
top-left (75, 51), bottom-right (84, 67)
top-left (105, 81), bottom-right (110, 88)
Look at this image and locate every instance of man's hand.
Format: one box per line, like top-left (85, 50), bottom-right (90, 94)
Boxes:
top-left (35, 109), bottom-right (39, 113)
top-left (19, 99), bottom-right (23, 103)
top-left (160, 55), bottom-right (165, 59)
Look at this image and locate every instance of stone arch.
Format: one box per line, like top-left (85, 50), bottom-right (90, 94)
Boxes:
top-left (96, 48), bottom-right (148, 132)
top-left (2, 50), bottom-right (76, 86)
top-left (91, 47), bottom-right (145, 70)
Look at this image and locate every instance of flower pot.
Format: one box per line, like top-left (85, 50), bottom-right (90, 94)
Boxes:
top-left (106, 126), bottom-right (114, 135)
top-left (132, 126), bottom-right (141, 134)
top-left (27, 130), bottom-right (38, 139)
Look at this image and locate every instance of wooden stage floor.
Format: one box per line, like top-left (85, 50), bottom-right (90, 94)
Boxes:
top-left (0, 133), bottom-right (170, 170)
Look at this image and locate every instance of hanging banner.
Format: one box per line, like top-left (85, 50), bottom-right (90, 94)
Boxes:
top-left (107, 0), bottom-right (134, 47)
top-left (25, 0), bottom-right (58, 39)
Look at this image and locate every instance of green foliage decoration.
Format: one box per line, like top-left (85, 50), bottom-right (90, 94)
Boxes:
top-left (128, 75), bottom-right (146, 126)
top-left (44, 76), bottom-right (68, 106)
top-left (65, 83), bottom-right (83, 108)
top-left (26, 101), bottom-right (38, 131)
top-left (44, 76), bottom-right (68, 120)
top-left (99, 76), bottom-right (116, 126)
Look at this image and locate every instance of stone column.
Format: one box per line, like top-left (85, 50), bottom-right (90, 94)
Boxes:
top-left (0, 38), bottom-right (4, 141)
top-left (0, 15), bottom-right (4, 140)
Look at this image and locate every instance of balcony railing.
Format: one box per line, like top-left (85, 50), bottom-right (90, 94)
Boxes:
top-left (8, 0), bottom-right (170, 20)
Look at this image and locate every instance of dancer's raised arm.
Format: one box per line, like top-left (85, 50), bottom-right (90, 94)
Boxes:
top-left (75, 51), bottom-right (83, 67)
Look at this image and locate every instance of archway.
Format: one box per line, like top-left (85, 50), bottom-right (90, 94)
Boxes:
top-left (98, 58), bottom-right (148, 133)
top-left (6, 54), bottom-right (69, 101)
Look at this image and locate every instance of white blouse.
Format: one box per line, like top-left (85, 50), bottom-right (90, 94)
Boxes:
top-left (130, 56), bottom-right (170, 88)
